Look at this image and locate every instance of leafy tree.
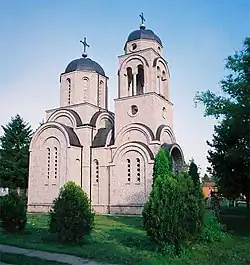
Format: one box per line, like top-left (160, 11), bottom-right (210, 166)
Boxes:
top-left (49, 181), bottom-right (95, 243)
top-left (201, 173), bottom-right (211, 184)
top-left (188, 160), bottom-right (200, 186)
top-left (195, 37), bottom-right (250, 234)
top-left (0, 115), bottom-right (32, 189)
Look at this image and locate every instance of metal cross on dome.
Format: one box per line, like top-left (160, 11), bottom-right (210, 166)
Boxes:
top-left (139, 12), bottom-right (145, 25)
top-left (80, 37), bottom-right (90, 57)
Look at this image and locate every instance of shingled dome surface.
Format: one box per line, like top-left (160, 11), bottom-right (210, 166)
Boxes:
top-left (126, 28), bottom-right (162, 46)
top-left (65, 57), bottom-right (105, 76)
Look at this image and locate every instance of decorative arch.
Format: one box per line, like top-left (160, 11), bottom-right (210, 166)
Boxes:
top-left (155, 124), bottom-right (176, 143)
top-left (119, 55), bottom-right (149, 97)
top-left (120, 54), bottom-right (149, 71)
top-left (115, 123), bottom-right (155, 146)
top-left (90, 111), bottom-right (115, 148)
top-left (161, 143), bottom-right (185, 172)
top-left (47, 109), bottom-right (82, 128)
top-left (95, 113), bottom-right (114, 131)
top-left (89, 110), bottom-right (114, 128)
top-left (111, 141), bottom-right (154, 166)
top-left (30, 121), bottom-right (81, 151)
top-left (153, 57), bottom-right (170, 77)
top-left (42, 136), bottom-right (61, 185)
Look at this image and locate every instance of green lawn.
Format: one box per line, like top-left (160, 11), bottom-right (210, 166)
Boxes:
top-left (0, 213), bottom-right (249, 265)
top-left (220, 206), bottom-right (248, 216)
top-left (219, 206), bottom-right (249, 237)
top-left (0, 252), bottom-right (70, 265)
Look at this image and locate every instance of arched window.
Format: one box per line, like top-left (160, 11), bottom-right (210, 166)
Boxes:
top-left (47, 148), bottom-right (50, 179)
top-left (127, 158), bottom-right (131, 183)
top-left (98, 81), bottom-right (104, 107)
top-left (136, 158), bottom-right (141, 183)
top-left (162, 70), bottom-right (168, 99)
top-left (157, 66), bottom-right (161, 94)
top-left (83, 77), bottom-right (89, 102)
top-left (67, 78), bottom-right (71, 105)
top-left (126, 67), bottom-right (133, 96)
top-left (162, 71), bottom-right (167, 81)
top-left (54, 147), bottom-right (58, 179)
top-left (136, 65), bottom-right (144, 95)
top-left (94, 159), bottom-right (99, 183)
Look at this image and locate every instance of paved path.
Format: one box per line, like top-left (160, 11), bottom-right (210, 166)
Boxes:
top-left (0, 244), bottom-right (117, 265)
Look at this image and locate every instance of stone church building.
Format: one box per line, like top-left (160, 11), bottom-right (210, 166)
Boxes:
top-left (28, 17), bottom-right (185, 214)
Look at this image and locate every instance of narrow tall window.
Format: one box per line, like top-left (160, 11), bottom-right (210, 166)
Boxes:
top-left (127, 67), bottom-right (133, 96)
top-left (127, 159), bottom-right (131, 182)
top-left (47, 148), bottom-right (50, 179)
top-left (136, 158), bottom-right (141, 182)
top-left (136, 65), bottom-right (144, 95)
top-left (98, 81), bottom-right (104, 107)
top-left (157, 66), bottom-right (161, 94)
top-left (54, 147), bottom-right (58, 179)
top-left (94, 160), bottom-right (99, 183)
top-left (67, 78), bottom-right (71, 105)
top-left (162, 71), bottom-right (168, 99)
top-left (83, 77), bottom-right (89, 102)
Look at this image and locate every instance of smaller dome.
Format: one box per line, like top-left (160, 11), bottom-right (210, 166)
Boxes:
top-left (65, 57), bottom-right (105, 76)
top-left (126, 28), bottom-right (162, 46)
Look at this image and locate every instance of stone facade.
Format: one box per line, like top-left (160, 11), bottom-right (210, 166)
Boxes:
top-left (28, 21), bottom-right (185, 215)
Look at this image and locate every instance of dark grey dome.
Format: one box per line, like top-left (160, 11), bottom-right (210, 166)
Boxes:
top-left (126, 28), bottom-right (162, 46)
top-left (65, 57), bottom-right (105, 76)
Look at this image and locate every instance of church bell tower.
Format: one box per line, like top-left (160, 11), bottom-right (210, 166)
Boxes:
top-left (114, 14), bottom-right (173, 137)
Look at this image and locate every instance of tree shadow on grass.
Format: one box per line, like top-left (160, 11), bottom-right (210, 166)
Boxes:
top-left (105, 227), bottom-right (157, 252)
top-left (104, 215), bottom-right (144, 230)
top-left (220, 214), bottom-right (249, 237)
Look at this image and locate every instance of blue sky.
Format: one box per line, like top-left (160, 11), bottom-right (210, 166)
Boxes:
top-left (0, 0), bottom-right (249, 175)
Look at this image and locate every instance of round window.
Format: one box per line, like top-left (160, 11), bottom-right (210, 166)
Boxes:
top-left (128, 105), bottom-right (139, 117)
top-left (131, 43), bottom-right (137, 51)
top-left (162, 107), bottom-right (167, 119)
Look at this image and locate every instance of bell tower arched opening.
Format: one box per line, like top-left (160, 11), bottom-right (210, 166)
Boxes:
top-left (136, 64), bottom-right (144, 95)
top-left (127, 67), bottom-right (133, 96)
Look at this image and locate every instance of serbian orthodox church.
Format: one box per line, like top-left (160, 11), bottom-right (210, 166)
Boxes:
top-left (28, 15), bottom-right (185, 214)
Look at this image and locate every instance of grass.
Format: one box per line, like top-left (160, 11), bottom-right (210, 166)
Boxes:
top-left (0, 252), bottom-right (71, 265)
top-left (0, 213), bottom-right (249, 265)
top-left (219, 206), bottom-right (249, 237)
top-left (220, 206), bottom-right (248, 216)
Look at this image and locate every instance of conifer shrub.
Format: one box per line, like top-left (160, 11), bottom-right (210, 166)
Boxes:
top-left (142, 148), bottom-right (204, 255)
top-left (48, 181), bottom-right (94, 243)
top-left (201, 213), bottom-right (225, 243)
top-left (153, 147), bottom-right (172, 180)
top-left (0, 192), bottom-right (27, 233)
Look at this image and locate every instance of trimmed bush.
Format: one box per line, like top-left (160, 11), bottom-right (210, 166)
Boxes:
top-left (143, 171), bottom-right (203, 255)
top-left (143, 148), bottom-right (204, 255)
top-left (48, 181), bottom-right (94, 243)
top-left (0, 192), bottom-right (27, 233)
top-left (153, 147), bottom-right (172, 180)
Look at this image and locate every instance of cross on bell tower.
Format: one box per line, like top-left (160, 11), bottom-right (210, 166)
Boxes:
top-left (80, 37), bottom-right (90, 58)
top-left (139, 12), bottom-right (146, 29)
